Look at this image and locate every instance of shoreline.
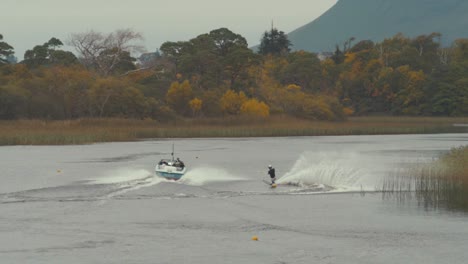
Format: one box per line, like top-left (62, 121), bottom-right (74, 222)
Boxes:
top-left (1, 116), bottom-right (467, 146)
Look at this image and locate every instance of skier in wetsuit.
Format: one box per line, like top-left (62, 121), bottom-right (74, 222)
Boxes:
top-left (268, 165), bottom-right (276, 184)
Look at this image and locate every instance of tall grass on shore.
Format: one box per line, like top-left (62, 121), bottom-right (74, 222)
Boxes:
top-left (382, 146), bottom-right (468, 211)
top-left (0, 116), bottom-right (467, 146)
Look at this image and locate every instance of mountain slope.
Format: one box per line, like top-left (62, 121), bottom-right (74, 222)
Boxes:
top-left (288, 0), bottom-right (468, 52)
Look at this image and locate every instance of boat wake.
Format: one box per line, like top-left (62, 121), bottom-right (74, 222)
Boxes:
top-left (277, 152), bottom-right (378, 192)
top-left (1, 168), bottom-right (165, 204)
top-left (87, 168), bottom-right (170, 198)
top-left (179, 167), bottom-right (245, 186)
top-left (86, 168), bottom-right (154, 185)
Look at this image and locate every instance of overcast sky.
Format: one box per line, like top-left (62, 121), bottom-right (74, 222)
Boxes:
top-left (2, 0), bottom-right (337, 59)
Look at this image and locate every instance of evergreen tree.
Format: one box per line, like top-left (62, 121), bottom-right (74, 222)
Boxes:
top-left (331, 45), bottom-right (345, 64)
top-left (258, 28), bottom-right (291, 56)
top-left (0, 34), bottom-right (14, 65)
top-left (23, 38), bottom-right (77, 67)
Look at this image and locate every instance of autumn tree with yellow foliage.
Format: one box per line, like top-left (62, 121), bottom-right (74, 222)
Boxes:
top-left (240, 98), bottom-right (270, 118)
top-left (189, 97), bottom-right (202, 117)
top-left (166, 80), bottom-right (193, 116)
top-left (219, 89), bottom-right (247, 115)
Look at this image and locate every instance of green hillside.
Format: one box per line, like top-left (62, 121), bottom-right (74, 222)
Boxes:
top-left (288, 0), bottom-right (468, 52)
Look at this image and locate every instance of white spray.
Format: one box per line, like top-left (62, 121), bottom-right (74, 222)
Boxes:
top-left (277, 152), bottom-right (378, 192)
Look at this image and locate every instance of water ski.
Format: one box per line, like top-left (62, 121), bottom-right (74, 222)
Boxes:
top-left (262, 179), bottom-right (277, 188)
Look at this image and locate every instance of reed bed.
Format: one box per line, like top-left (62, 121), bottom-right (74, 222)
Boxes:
top-left (382, 146), bottom-right (468, 211)
top-left (0, 116), bottom-right (467, 145)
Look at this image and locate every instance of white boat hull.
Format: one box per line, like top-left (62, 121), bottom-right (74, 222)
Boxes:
top-left (155, 165), bottom-right (187, 180)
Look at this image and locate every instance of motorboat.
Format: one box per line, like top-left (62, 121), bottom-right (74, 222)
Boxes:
top-left (155, 145), bottom-right (187, 180)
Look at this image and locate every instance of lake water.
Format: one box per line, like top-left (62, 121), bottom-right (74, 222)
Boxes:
top-left (1, 134), bottom-right (468, 264)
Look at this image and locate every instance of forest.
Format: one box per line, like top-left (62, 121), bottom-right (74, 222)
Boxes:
top-left (1, 28), bottom-right (468, 122)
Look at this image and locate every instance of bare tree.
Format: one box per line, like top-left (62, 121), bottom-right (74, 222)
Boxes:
top-left (68, 29), bottom-right (144, 76)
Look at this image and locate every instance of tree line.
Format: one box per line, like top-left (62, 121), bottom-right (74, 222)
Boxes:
top-left (0, 29), bottom-right (467, 121)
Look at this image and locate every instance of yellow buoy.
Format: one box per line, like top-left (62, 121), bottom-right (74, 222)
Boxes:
top-left (251, 236), bottom-right (258, 241)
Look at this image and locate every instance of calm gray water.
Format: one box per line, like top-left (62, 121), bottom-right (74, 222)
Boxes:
top-left (1, 134), bottom-right (468, 264)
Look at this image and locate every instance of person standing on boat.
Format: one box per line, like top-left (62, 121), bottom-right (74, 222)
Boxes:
top-left (268, 165), bottom-right (276, 184)
top-left (176, 158), bottom-right (185, 168)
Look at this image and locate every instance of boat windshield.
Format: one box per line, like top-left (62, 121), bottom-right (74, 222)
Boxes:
top-left (158, 159), bottom-right (185, 168)
top-left (158, 159), bottom-right (171, 165)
